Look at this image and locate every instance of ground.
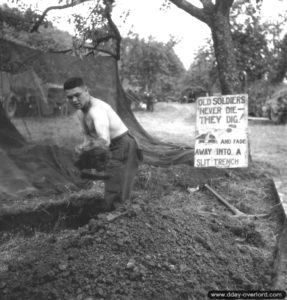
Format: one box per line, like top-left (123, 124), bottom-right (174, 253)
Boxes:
top-left (0, 103), bottom-right (286, 300)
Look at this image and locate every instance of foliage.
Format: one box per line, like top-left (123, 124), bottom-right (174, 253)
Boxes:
top-left (166, 0), bottom-right (241, 94)
top-left (0, 1), bottom-right (118, 56)
top-left (229, 0), bottom-right (287, 114)
top-left (3, 0), bottom-right (287, 99)
top-left (230, 0), bottom-right (287, 83)
top-left (181, 40), bottom-right (219, 95)
top-left (0, 3), bottom-right (73, 51)
top-left (165, 0), bottom-right (287, 95)
top-left (68, 0), bottom-right (122, 58)
top-left (184, 0), bottom-right (287, 105)
top-left (271, 33), bottom-right (287, 83)
top-left (119, 34), bottom-right (186, 99)
top-left (246, 79), bottom-right (273, 116)
top-left (0, 2), bottom-right (49, 32)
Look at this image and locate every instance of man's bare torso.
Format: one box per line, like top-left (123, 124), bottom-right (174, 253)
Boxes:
top-left (78, 97), bottom-right (128, 145)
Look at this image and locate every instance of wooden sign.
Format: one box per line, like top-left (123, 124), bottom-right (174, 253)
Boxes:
top-left (194, 94), bottom-right (248, 168)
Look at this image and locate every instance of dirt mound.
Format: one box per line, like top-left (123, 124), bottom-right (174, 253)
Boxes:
top-left (0, 163), bottom-right (285, 300)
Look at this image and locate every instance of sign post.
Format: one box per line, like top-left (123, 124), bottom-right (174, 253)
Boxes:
top-left (194, 94), bottom-right (248, 168)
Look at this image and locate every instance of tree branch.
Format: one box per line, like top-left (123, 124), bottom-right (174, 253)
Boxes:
top-left (75, 43), bottom-right (118, 59)
top-left (103, 0), bottom-right (121, 60)
top-left (48, 45), bottom-right (116, 58)
top-left (81, 32), bottom-right (119, 59)
top-left (168, 0), bottom-right (211, 25)
top-left (48, 48), bottom-right (73, 54)
top-left (93, 47), bottom-right (116, 57)
top-left (30, 0), bottom-right (92, 33)
top-left (94, 34), bottom-right (116, 46)
top-left (200, 0), bottom-right (214, 11)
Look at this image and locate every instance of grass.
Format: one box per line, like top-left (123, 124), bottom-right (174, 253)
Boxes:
top-left (11, 102), bottom-right (287, 208)
top-left (135, 102), bottom-right (196, 145)
top-left (13, 102), bottom-right (197, 147)
top-left (248, 119), bottom-right (287, 210)
top-left (12, 102), bottom-right (286, 173)
top-left (248, 120), bottom-right (287, 176)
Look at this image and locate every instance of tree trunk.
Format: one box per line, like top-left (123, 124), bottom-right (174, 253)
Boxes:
top-left (210, 12), bottom-right (241, 94)
top-left (168, 0), bottom-right (241, 95)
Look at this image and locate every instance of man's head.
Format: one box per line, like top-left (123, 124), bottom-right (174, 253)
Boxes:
top-left (63, 77), bottom-right (90, 110)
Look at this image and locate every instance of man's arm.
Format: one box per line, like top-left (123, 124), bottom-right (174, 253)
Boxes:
top-left (74, 112), bottom-right (93, 154)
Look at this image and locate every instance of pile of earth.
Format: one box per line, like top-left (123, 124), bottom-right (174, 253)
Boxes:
top-left (0, 162), bottom-right (285, 300)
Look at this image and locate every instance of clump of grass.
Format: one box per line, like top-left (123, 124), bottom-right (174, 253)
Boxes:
top-left (134, 166), bottom-right (174, 198)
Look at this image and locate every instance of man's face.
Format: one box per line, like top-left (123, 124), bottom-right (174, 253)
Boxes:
top-left (65, 86), bottom-right (90, 110)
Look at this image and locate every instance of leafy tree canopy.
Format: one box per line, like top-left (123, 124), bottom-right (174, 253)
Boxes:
top-left (119, 34), bottom-right (186, 98)
top-left (0, 3), bottom-right (73, 51)
top-left (231, 0), bottom-right (287, 82)
top-left (182, 40), bottom-right (219, 95)
top-left (1, 0), bottom-right (119, 57)
top-left (186, 0), bottom-right (287, 90)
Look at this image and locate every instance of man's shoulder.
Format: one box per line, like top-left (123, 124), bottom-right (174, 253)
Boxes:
top-left (89, 98), bottom-right (111, 115)
top-left (91, 97), bottom-right (111, 108)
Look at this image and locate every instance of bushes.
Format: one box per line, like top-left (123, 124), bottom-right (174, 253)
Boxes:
top-left (247, 81), bottom-right (287, 118)
top-left (247, 80), bottom-right (272, 117)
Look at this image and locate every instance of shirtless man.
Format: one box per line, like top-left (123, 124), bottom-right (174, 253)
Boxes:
top-left (63, 77), bottom-right (141, 210)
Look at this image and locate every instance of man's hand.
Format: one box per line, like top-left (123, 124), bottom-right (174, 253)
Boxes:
top-left (74, 138), bottom-right (110, 171)
top-left (75, 138), bottom-right (108, 155)
top-left (82, 138), bottom-right (108, 152)
top-left (75, 144), bottom-right (84, 155)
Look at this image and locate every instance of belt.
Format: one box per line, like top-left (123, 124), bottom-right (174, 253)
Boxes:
top-left (110, 131), bottom-right (129, 144)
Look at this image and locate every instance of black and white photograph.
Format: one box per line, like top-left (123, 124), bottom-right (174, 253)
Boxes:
top-left (0, 0), bottom-right (287, 299)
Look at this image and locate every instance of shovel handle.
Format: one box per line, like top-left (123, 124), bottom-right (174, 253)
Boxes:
top-left (204, 184), bottom-right (243, 216)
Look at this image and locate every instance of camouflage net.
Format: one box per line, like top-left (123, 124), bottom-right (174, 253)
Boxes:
top-left (0, 38), bottom-right (194, 199)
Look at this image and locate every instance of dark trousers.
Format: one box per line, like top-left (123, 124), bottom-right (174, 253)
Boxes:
top-left (104, 132), bottom-right (140, 210)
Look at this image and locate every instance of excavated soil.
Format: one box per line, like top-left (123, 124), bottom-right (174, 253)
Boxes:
top-left (0, 162), bottom-right (286, 300)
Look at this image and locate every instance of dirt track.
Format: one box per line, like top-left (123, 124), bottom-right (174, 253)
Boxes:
top-left (0, 103), bottom-right (286, 299)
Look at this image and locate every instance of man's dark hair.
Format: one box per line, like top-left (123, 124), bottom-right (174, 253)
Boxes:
top-left (63, 77), bottom-right (85, 90)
